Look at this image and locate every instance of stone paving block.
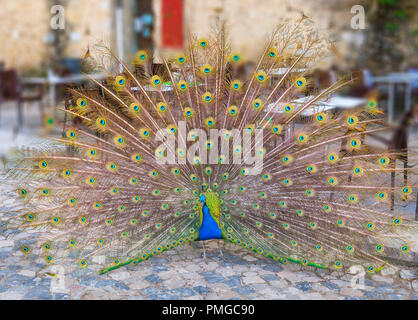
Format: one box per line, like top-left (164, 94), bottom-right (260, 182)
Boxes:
top-left (320, 281), bottom-right (340, 291)
top-left (261, 274), bottom-right (278, 282)
top-left (201, 271), bottom-right (224, 284)
top-left (340, 287), bottom-right (364, 297)
top-left (193, 285), bottom-right (211, 295)
top-left (95, 279), bottom-right (129, 290)
top-left (170, 287), bottom-right (195, 298)
top-left (54, 293), bottom-right (70, 300)
top-left (261, 264), bottom-right (282, 273)
top-left (296, 282), bottom-right (312, 292)
top-left (108, 271), bottom-right (131, 281)
top-left (364, 291), bottom-right (385, 299)
top-left (151, 265), bottom-right (169, 272)
top-left (0, 292), bottom-right (24, 299)
top-left (269, 279), bottom-right (288, 289)
top-left (79, 275), bottom-right (98, 287)
top-left (371, 275), bottom-right (394, 284)
top-left (144, 274), bottom-right (163, 284)
top-left (231, 286), bottom-right (255, 295)
top-left (23, 286), bottom-right (52, 300)
top-left (163, 277), bottom-right (186, 289)
top-left (242, 275), bottom-right (265, 285)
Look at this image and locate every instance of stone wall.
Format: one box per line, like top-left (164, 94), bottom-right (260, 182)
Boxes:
top-left (0, 0), bottom-right (114, 73)
top-left (3, 0), bottom-right (413, 73)
top-left (152, 0), bottom-right (362, 69)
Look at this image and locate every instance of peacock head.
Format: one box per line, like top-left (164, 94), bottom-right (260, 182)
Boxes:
top-left (199, 194), bottom-right (206, 203)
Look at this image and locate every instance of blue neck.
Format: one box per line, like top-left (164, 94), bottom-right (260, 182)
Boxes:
top-left (198, 203), bottom-right (222, 241)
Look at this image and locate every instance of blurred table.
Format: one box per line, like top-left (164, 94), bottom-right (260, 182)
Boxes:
top-left (371, 73), bottom-right (418, 123)
top-left (266, 95), bottom-right (367, 116)
top-left (22, 70), bottom-right (107, 108)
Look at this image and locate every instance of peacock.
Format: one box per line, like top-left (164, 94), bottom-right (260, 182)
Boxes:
top-left (3, 21), bottom-right (417, 277)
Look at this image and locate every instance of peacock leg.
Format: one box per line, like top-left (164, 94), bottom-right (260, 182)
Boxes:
top-left (202, 241), bottom-right (207, 262)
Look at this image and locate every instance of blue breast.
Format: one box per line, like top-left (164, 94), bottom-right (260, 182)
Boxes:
top-left (198, 204), bottom-right (222, 240)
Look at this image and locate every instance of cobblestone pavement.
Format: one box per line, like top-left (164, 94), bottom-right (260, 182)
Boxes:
top-left (0, 236), bottom-right (417, 300)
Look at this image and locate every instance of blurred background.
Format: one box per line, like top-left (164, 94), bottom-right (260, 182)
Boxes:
top-left (0, 0), bottom-right (417, 159)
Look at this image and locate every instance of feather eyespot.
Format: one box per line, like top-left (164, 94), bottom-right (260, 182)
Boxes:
top-left (378, 156), bottom-right (390, 167)
top-left (295, 77), bottom-right (306, 88)
top-left (283, 104), bottom-right (294, 113)
top-left (67, 197), bottom-right (76, 206)
top-left (176, 54), bottom-right (186, 64)
top-left (296, 133), bottom-right (307, 144)
top-left (136, 50), bottom-right (148, 63)
top-left (66, 129), bottom-right (77, 140)
top-left (353, 165), bottom-right (364, 176)
top-left (205, 117), bottom-right (215, 128)
top-left (18, 188), bottom-right (28, 197)
top-left (255, 70), bottom-right (267, 83)
top-left (392, 217), bottom-right (402, 226)
top-left (202, 92), bottom-right (213, 103)
top-left (198, 38), bottom-right (209, 48)
top-left (377, 191), bottom-right (388, 201)
top-left (131, 153), bottom-right (142, 163)
top-left (76, 98), bottom-right (87, 108)
top-left (346, 115), bottom-right (359, 127)
top-left (139, 128), bottom-right (151, 139)
top-left (129, 102), bottom-right (141, 114)
top-left (25, 213), bottom-right (35, 222)
top-left (271, 124), bottom-right (282, 135)
top-left (368, 99), bottom-right (377, 110)
top-left (315, 112), bottom-right (327, 123)
top-left (157, 102), bottom-right (168, 113)
top-left (401, 245), bottom-right (410, 254)
top-left (366, 222), bottom-right (375, 231)
top-left (115, 75), bottom-right (126, 88)
top-left (113, 135), bottom-right (126, 147)
top-left (96, 117), bottom-right (107, 128)
top-left (327, 176), bottom-right (338, 186)
top-left (401, 186), bottom-right (412, 195)
top-left (150, 75), bottom-right (162, 87)
top-left (281, 154), bottom-right (293, 165)
top-left (106, 162), bottom-right (118, 173)
top-left (231, 80), bottom-right (242, 91)
top-left (229, 52), bottom-right (241, 63)
top-left (327, 152), bottom-right (339, 164)
top-left (252, 98), bottom-right (263, 111)
top-left (267, 47), bottom-right (278, 58)
top-left (184, 107), bottom-right (194, 118)
top-left (21, 246), bottom-right (31, 254)
top-left (348, 137), bottom-right (361, 150)
top-left (177, 80), bottom-right (188, 91)
top-left (200, 64), bottom-right (213, 75)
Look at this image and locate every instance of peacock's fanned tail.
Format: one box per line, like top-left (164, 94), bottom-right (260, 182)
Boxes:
top-left (3, 22), bottom-right (417, 275)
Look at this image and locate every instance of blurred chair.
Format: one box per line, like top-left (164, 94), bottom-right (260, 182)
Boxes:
top-left (313, 69), bottom-right (337, 90)
top-left (352, 110), bottom-right (415, 212)
top-left (0, 69), bottom-right (44, 130)
top-left (59, 58), bottom-right (82, 75)
top-left (408, 67), bottom-right (418, 95)
top-left (347, 69), bottom-right (374, 97)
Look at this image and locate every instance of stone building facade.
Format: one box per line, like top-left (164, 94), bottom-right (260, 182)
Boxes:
top-left (2, 0), bottom-right (413, 73)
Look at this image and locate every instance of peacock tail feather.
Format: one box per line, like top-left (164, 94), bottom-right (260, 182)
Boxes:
top-left (2, 22), bottom-right (417, 276)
